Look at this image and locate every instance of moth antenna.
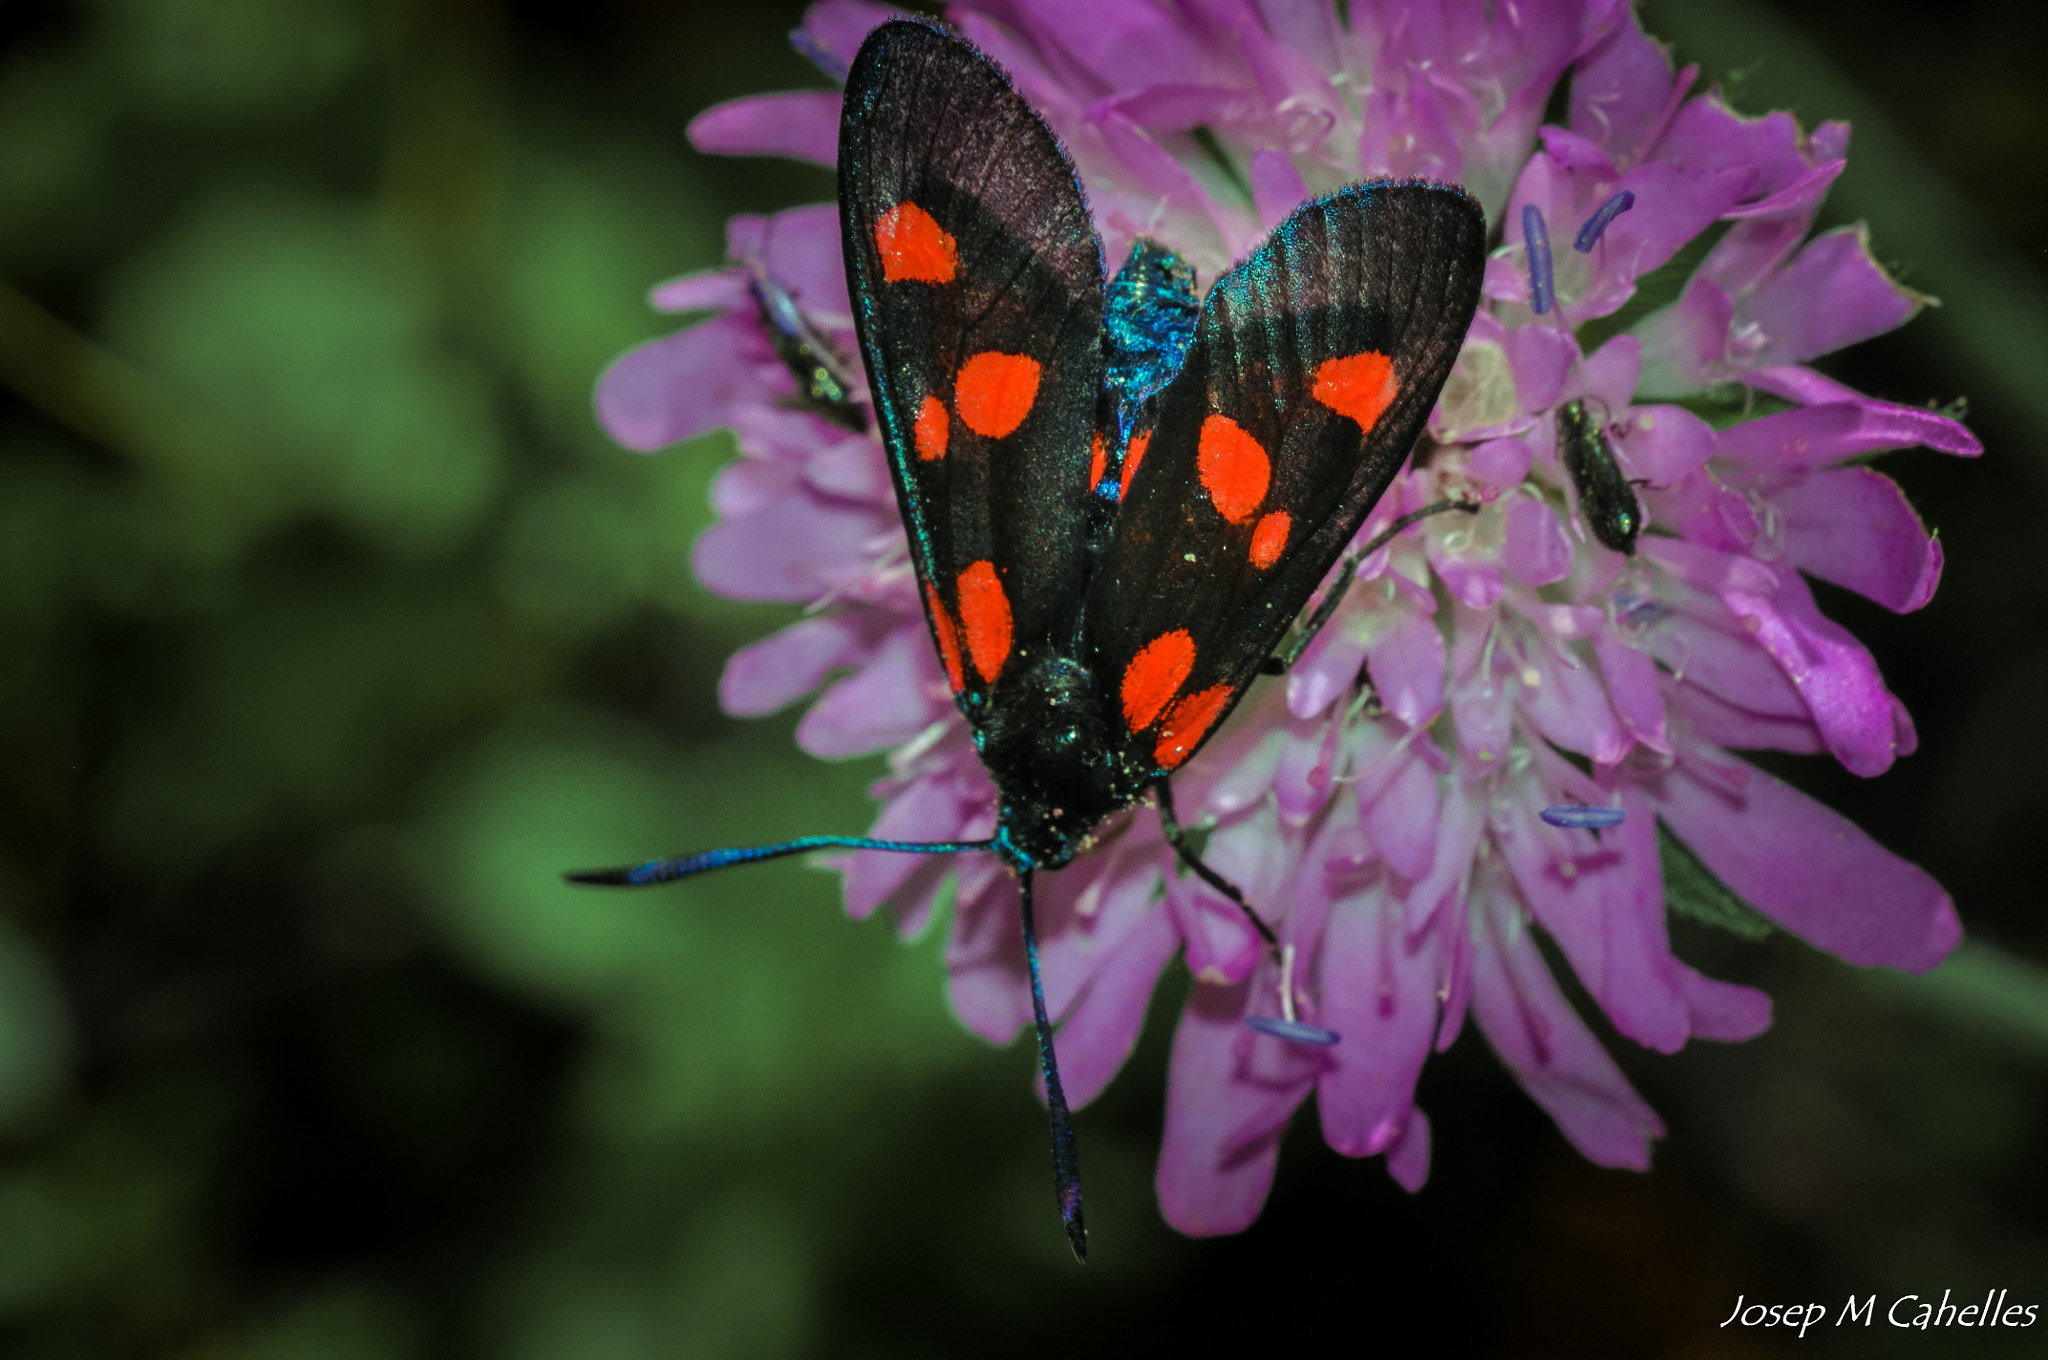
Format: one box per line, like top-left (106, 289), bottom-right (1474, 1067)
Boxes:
top-left (1019, 869), bottom-right (1087, 1263)
top-left (565, 836), bottom-right (992, 886)
top-left (1265, 498), bottom-right (1480, 674)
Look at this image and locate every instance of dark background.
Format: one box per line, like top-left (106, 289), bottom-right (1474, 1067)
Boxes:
top-left (1, 1), bottom-right (2044, 1355)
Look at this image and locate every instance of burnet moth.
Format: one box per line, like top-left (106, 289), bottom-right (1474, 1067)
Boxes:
top-left (571, 19), bottom-right (1485, 1259)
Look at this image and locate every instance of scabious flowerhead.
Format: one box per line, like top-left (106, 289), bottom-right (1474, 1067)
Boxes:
top-left (597, 0), bottom-right (1978, 1236)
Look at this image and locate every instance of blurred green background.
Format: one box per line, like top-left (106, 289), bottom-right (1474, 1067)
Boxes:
top-left (1, 0), bottom-right (2045, 1355)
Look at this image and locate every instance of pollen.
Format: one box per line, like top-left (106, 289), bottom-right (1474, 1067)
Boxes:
top-left (874, 202), bottom-right (957, 284)
top-left (955, 560), bottom-right (1012, 682)
top-left (925, 583), bottom-right (965, 692)
top-left (1249, 509), bottom-right (1291, 569)
top-left (1155, 683), bottom-right (1231, 768)
top-left (1121, 629), bottom-right (1195, 732)
top-left (1119, 429), bottom-right (1151, 500)
top-left (1197, 415), bottom-right (1269, 524)
top-left (1311, 351), bottom-right (1398, 433)
top-left (954, 352), bottom-right (1041, 438)
top-left (914, 394), bottom-right (948, 461)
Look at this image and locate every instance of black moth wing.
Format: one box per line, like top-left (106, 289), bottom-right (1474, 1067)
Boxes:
top-left (838, 20), bottom-right (1105, 721)
top-left (1083, 183), bottom-right (1486, 773)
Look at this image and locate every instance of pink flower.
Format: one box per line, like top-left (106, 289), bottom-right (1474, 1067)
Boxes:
top-left (598, 0), bottom-right (1975, 1237)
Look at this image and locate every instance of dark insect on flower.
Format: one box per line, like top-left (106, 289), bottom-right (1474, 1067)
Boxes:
top-left (747, 255), bottom-right (868, 433)
top-left (1556, 397), bottom-right (1642, 554)
top-left (571, 17), bottom-right (1485, 1260)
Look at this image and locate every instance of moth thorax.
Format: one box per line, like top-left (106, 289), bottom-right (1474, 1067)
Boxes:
top-left (981, 653), bottom-right (1123, 871)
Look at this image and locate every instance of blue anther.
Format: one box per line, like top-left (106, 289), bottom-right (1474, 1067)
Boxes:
top-left (1523, 203), bottom-right (1554, 314)
top-left (1574, 191), bottom-right (1636, 252)
top-left (1247, 1016), bottom-right (1341, 1046)
top-left (1540, 804), bottom-right (1626, 830)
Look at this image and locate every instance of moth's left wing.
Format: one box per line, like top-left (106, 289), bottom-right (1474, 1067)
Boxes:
top-left (838, 19), bottom-right (1105, 723)
top-left (1082, 182), bottom-right (1486, 772)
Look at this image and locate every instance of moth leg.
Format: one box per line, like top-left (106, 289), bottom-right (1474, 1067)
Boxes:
top-left (1261, 497), bottom-right (1478, 675)
top-left (1018, 867), bottom-right (1087, 1263)
top-left (1153, 779), bottom-right (1281, 964)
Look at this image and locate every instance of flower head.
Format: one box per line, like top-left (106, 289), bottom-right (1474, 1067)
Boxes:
top-left (599, 0), bottom-right (1976, 1236)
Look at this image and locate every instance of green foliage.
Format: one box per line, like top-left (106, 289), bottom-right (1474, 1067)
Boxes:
top-left (1657, 823), bottom-right (1774, 941)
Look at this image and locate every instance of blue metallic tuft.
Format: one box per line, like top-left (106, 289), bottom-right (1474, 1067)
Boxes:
top-left (1573, 190), bottom-right (1635, 252)
top-left (1539, 804), bottom-right (1626, 830)
top-left (1247, 1016), bottom-right (1341, 1047)
top-left (1102, 239), bottom-right (1199, 445)
top-left (1522, 203), bottom-right (1554, 314)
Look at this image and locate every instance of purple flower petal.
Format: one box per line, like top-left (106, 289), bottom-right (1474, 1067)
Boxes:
top-left (1051, 896), bottom-right (1179, 1107)
top-left (1249, 148), bottom-right (1309, 228)
top-left (1618, 403), bottom-right (1716, 483)
top-left (1578, 334), bottom-right (1642, 413)
top-left (1496, 779), bottom-right (1689, 1053)
top-left (1738, 224), bottom-right (1924, 368)
top-left (732, 203), bottom-right (855, 323)
top-left (687, 91), bottom-right (842, 165)
top-left (1716, 401), bottom-right (1978, 471)
top-left (1467, 435), bottom-right (1533, 488)
top-left (1633, 272), bottom-right (1733, 397)
top-left (1503, 322), bottom-right (1578, 412)
top-left (1156, 979), bottom-right (1318, 1237)
top-left (800, 0), bottom-right (900, 72)
top-left (1471, 887), bottom-right (1665, 1168)
top-left (1383, 1107), bottom-right (1432, 1192)
top-left (1569, 6), bottom-right (1690, 165)
top-left (796, 625), bottom-right (943, 758)
top-left (1593, 636), bottom-right (1670, 755)
top-left (1674, 963), bottom-right (1773, 1042)
top-left (1316, 880), bottom-right (1440, 1157)
top-left (947, 875), bottom-right (1033, 1045)
top-left (595, 314), bottom-right (767, 452)
top-left (1701, 158), bottom-right (1845, 295)
top-left (1359, 740), bottom-right (1441, 882)
top-left (690, 488), bottom-right (893, 603)
top-left (1648, 750), bottom-right (1960, 972)
top-left (1502, 494), bottom-right (1575, 585)
top-left (1167, 809), bottom-right (1283, 986)
top-left (1286, 608), bottom-right (1369, 719)
top-left (1719, 565), bottom-right (1903, 777)
top-left (842, 773), bottom-right (974, 921)
top-left (1365, 599), bottom-right (1448, 728)
top-left (650, 269), bottom-right (749, 314)
top-left (1775, 467), bottom-right (1943, 613)
top-left (719, 613), bottom-right (872, 717)
top-left (1667, 678), bottom-right (1825, 755)
top-left (1402, 783), bottom-right (1487, 935)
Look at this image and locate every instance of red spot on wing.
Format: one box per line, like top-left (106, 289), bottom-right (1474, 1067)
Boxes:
top-left (1119, 429), bottom-right (1151, 500)
top-left (874, 203), bottom-right (957, 284)
top-left (955, 560), bottom-right (1012, 683)
top-left (1197, 415), bottom-right (1270, 524)
top-left (914, 395), bottom-right (948, 461)
top-left (1121, 629), bottom-right (1195, 733)
top-left (1088, 432), bottom-right (1107, 491)
top-left (1155, 684), bottom-right (1232, 769)
top-left (954, 353), bottom-right (1041, 438)
top-left (1312, 351), bottom-right (1398, 432)
top-left (1249, 510), bottom-right (1291, 569)
top-left (925, 583), bottom-right (965, 692)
